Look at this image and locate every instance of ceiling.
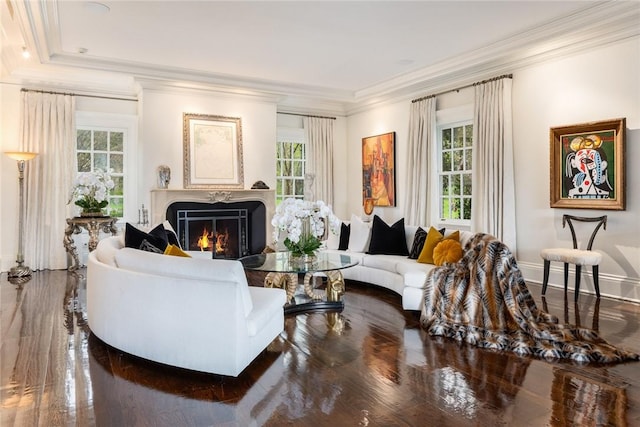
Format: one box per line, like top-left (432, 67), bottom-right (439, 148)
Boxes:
top-left (4, 1), bottom-right (640, 114)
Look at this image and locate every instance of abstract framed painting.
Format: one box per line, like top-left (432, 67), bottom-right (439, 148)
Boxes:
top-left (550, 118), bottom-right (625, 210)
top-left (362, 132), bottom-right (396, 207)
top-left (183, 113), bottom-right (244, 189)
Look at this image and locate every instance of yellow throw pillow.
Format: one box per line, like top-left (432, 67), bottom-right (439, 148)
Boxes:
top-left (433, 239), bottom-right (463, 266)
top-left (164, 244), bottom-right (192, 258)
top-left (417, 228), bottom-right (459, 264)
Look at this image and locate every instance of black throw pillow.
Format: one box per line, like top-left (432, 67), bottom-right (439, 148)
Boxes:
top-left (408, 227), bottom-right (427, 259)
top-left (338, 222), bottom-right (350, 250)
top-left (165, 227), bottom-right (181, 248)
top-left (124, 223), bottom-right (168, 253)
top-left (408, 227), bottom-right (446, 259)
top-left (367, 215), bottom-right (409, 256)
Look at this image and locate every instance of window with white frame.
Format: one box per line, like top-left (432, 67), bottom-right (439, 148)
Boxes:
top-left (276, 128), bottom-right (306, 205)
top-left (75, 112), bottom-right (137, 221)
top-left (76, 128), bottom-right (125, 217)
top-left (437, 121), bottom-right (473, 224)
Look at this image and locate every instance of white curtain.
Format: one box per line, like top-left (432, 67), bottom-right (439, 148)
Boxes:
top-left (471, 77), bottom-right (517, 253)
top-left (20, 91), bottom-right (76, 270)
top-left (303, 117), bottom-right (334, 207)
top-left (404, 96), bottom-right (436, 226)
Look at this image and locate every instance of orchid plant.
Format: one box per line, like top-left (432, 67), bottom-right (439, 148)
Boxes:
top-left (69, 169), bottom-right (115, 214)
top-left (272, 198), bottom-right (340, 256)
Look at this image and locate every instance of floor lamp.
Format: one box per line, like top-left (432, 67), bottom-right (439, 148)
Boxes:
top-left (5, 151), bottom-right (38, 279)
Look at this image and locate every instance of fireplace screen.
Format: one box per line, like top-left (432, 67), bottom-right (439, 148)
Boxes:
top-left (177, 208), bottom-right (248, 259)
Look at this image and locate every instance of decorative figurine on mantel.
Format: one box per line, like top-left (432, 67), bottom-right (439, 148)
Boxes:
top-left (138, 204), bottom-right (149, 226)
top-left (157, 165), bottom-right (171, 189)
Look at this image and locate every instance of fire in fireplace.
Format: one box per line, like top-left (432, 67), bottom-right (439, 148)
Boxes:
top-left (195, 226), bottom-right (230, 255)
top-left (166, 201), bottom-right (266, 259)
top-left (180, 209), bottom-right (247, 258)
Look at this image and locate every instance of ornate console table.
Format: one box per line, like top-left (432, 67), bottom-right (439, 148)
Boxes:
top-left (64, 216), bottom-right (118, 271)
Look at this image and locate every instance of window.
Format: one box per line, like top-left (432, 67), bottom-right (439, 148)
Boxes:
top-left (76, 128), bottom-right (125, 217)
top-left (75, 112), bottom-right (137, 221)
top-left (276, 128), bottom-right (306, 205)
top-left (438, 122), bottom-right (473, 223)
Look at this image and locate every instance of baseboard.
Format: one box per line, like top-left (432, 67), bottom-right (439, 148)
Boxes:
top-left (518, 261), bottom-right (640, 304)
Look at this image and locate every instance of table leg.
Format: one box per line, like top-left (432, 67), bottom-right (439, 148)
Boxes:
top-left (63, 221), bottom-right (81, 272)
top-left (85, 221), bottom-right (102, 252)
top-left (101, 219), bottom-right (118, 237)
top-left (325, 271), bottom-right (345, 302)
top-left (264, 272), bottom-right (298, 303)
top-left (303, 273), bottom-right (325, 300)
top-left (263, 269), bottom-right (346, 313)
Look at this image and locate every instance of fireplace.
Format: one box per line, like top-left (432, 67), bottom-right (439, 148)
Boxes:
top-left (166, 201), bottom-right (266, 259)
top-left (151, 189), bottom-right (275, 259)
top-left (178, 208), bottom-right (247, 258)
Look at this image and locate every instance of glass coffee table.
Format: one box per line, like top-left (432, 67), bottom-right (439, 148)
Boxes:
top-left (239, 251), bottom-right (358, 315)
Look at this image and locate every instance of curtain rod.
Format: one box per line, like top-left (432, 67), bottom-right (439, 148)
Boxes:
top-left (21, 88), bottom-right (138, 102)
top-left (411, 73), bottom-right (513, 104)
top-left (278, 112), bottom-right (336, 120)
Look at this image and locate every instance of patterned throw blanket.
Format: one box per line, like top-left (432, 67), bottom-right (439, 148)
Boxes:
top-left (421, 233), bottom-right (639, 363)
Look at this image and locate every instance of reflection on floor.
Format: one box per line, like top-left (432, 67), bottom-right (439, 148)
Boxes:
top-left (1, 269), bottom-right (639, 426)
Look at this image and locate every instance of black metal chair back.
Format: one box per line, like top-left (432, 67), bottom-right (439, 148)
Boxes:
top-left (562, 215), bottom-right (607, 251)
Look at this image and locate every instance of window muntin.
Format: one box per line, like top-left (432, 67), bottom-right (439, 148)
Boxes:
top-left (438, 122), bottom-right (473, 223)
top-left (76, 127), bottom-right (125, 218)
top-left (276, 134), bottom-right (306, 206)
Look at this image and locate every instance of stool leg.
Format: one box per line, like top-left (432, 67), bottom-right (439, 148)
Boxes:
top-left (574, 265), bottom-right (582, 302)
top-left (563, 263), bottom-right (569, 294)
top-left (542, 260), bottom-right (551, 295)
top-left (593, 265), bottom-right (601, 298)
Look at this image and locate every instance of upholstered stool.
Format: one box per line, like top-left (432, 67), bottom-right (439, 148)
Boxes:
top-left (540, 215), bottom-right (607, 302)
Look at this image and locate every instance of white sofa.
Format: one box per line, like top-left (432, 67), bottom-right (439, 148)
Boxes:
top-left (87, 236), bottom-right (287, 377)
top-left (324, 223), bottom-right (474, 311)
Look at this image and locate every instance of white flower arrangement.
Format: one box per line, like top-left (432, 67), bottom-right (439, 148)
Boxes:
top-left (272, 198), bottom-right (340, 255)
top-left (69, 169), bottom-right (115, 213)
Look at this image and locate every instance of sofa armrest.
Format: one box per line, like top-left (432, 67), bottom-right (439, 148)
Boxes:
top-left (246, 287), bottom-right (286, 336)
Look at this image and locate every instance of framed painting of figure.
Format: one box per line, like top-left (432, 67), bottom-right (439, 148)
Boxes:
top-left (362, 132), bottom-right (396, 207)
top-left (550, 118), bottom-right (625, 210)
top-left (183, 113), bottom-right (244, 189)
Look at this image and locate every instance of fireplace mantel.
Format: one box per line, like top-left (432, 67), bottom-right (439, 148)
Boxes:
top-left (150, 189), bottom-right (276, 245)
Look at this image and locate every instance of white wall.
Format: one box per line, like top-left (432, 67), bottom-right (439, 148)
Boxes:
top-left (512, 38), bottom-right (640, 300)
top-left (346, 100), bottom-right (411, 224)
top-left (139, 90), bottom-right (278, 221)
top-left (345, 89), bottom-right (476, 226)
top-left (343, 37), bottom-right (640, 301)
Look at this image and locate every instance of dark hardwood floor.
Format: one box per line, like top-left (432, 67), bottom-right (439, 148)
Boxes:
top-left (2, 268), bottom-right (640, 426)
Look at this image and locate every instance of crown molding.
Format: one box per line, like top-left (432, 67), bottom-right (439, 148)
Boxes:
top-left (135, 78), bottom-right (284, 105)
top-left (354, 1), bottom-right (639, 101)
top-left (7, 63), bottom-right (138, 96)
top-left (276, 97), bottom-right (348, 118)
top-left (11, 0), bottom-right (640, 117)
top-left (46, 52), bottom-right (357, 103)
top-left (346, 1), bottom-right (640, 115)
